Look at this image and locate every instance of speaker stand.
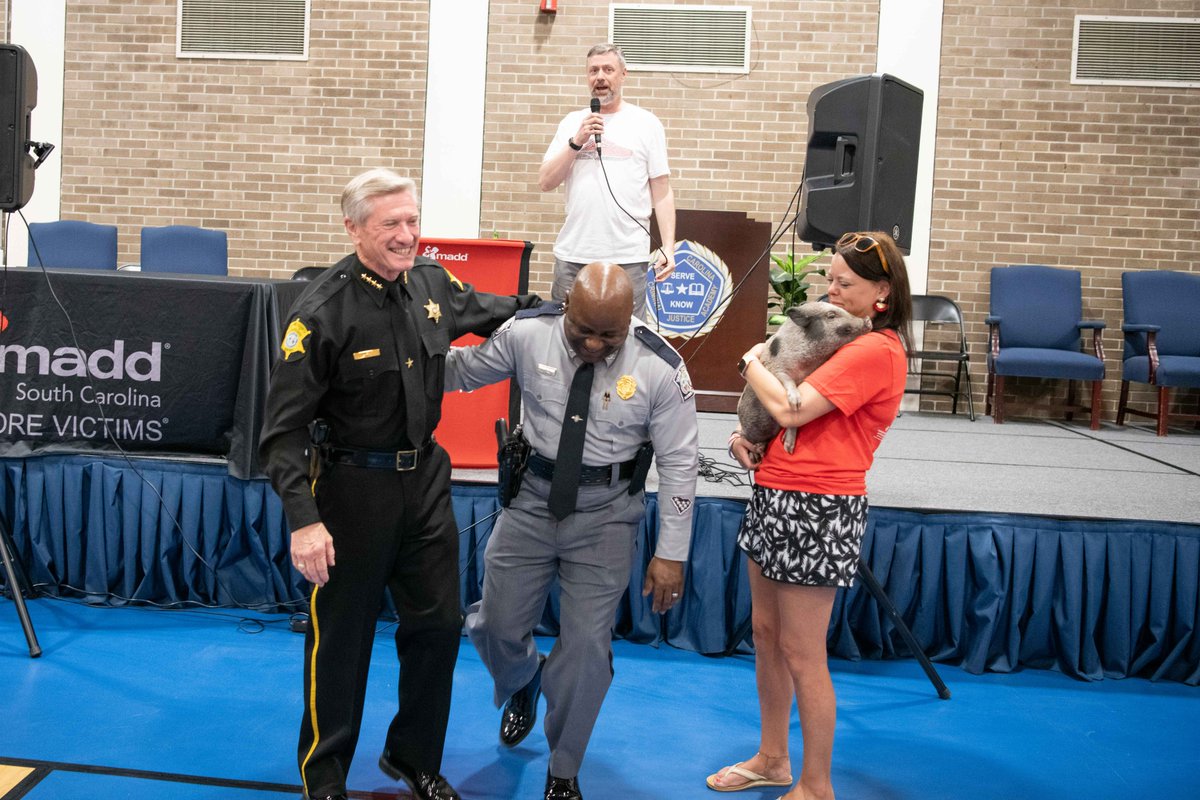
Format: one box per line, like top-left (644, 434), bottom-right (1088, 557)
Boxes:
top-left (722, 560), bottom-right (949, 699)
top-left (0, 513), bottom-right (41, 658)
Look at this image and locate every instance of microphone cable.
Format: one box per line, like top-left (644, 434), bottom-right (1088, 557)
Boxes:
top-left (592, 145), bottom-right (672, 334)
top-left (585, 103), bottom-right (815, 365)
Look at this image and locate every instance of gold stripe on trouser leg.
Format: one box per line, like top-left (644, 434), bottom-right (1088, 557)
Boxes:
top-left (299, 583), bottom-right (322, 798)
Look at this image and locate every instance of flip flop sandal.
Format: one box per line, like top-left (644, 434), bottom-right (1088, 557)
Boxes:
top-left (705, 762), bottom-right (794, 792)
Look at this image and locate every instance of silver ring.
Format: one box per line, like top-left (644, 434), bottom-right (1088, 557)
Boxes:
top-left (671, 592), bottom-right (680, 598)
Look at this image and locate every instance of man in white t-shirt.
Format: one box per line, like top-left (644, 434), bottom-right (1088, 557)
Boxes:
top-left (538, 43), bottom-right (676, 319)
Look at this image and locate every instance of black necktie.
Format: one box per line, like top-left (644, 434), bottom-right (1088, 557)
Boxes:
top-left (396, 286), bottom-right (426, 448)
top-left (548, 361), bottom-right (594, 520)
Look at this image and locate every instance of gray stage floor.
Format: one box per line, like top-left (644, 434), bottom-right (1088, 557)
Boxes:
top-left (456, 411), bottom-right (1200, 525)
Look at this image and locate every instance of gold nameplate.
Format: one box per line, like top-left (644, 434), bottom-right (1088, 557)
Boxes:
top-left (353, 348), bottom-right (381, 361)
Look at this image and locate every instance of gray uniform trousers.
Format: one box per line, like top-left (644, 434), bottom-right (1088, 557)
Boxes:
top-left (465, 470), bottom-right (646, 778)
top-left (552, 257), bottom-right (650, 320)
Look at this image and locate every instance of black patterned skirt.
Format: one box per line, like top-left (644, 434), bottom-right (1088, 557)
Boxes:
top-left (737, 485), bottom-right (868, 587)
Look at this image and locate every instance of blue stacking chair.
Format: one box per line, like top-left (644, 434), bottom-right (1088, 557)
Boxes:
top-left (985, 265), bottom-right (1106, 429)
top-left (27, 220), bottom-right (119, 270)
top-left (1116, 270), bottom-right (1200, 436)
top-left (140, 225), bottom-right (228, 276)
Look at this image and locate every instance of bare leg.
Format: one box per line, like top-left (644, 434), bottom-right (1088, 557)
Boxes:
top-left (707, 561), bottom-right (793, 789)
top-left (776, 583), bottom-right (838, 800)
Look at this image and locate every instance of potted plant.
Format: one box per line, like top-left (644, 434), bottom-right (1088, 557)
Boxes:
top-left (768, 248), bottom-right (829, 326)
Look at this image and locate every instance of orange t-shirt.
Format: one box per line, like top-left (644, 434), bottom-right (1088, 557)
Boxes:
top-left (753, 329), bottom-right (907, 495)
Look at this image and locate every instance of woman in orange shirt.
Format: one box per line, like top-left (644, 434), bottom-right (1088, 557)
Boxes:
top-left (707, 232), bottom-right (913, 799)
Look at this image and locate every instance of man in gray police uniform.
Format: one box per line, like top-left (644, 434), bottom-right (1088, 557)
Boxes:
top-left (445, 262), bottom-right (699, 800)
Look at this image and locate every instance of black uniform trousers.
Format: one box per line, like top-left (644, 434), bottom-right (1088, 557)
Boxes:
top-left (299, 444), bottom-right (462, 798)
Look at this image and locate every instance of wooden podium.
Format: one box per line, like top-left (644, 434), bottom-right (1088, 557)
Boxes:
top-left (650, 210), bottom-right (773, 412)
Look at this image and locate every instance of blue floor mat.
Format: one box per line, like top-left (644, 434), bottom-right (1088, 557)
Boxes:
top-left (3, 597), bottom-right (1198, 799)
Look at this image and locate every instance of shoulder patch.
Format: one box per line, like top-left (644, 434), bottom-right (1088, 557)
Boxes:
top-left (674, 363), bottom-right (695, 401)
top-left (281, 318), bottom-right (313, 362)
top-left (515, 301), bottom-right (565, 319)
top-left (633, 325), bottom-right (682, 367)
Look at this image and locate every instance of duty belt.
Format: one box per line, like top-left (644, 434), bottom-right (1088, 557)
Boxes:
top-left (324, 439), bottom-right (436, 472)
top-left (525, 452), bottom-right (637, 486)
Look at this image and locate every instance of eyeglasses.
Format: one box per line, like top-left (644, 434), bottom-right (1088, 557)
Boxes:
top-left (837, 232), bottom-right (890, 275)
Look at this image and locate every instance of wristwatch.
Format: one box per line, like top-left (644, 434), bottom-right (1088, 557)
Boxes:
top-left (737, 355), bottom-right (757, 376)
top-left (568, 139), bottom-right (583, 151)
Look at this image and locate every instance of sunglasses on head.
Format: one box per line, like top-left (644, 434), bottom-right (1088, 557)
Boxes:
top-left (837, 232), bottom-right (890, 275)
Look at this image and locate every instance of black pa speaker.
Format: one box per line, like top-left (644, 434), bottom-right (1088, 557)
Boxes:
top-left (797, 73), bottom-right (923, 253)
top-left (0, 44), bottom-right (37, 213)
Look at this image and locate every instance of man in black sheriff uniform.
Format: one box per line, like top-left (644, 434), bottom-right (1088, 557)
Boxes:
top-left (260, 168), bottom-right (540, 800)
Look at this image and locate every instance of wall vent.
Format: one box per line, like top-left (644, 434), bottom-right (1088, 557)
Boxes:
top-left (178, 0), bottom-right (309, 60)
top-left (1073, 16), bottom-right (1199, 87)
top-left (610, 4), bottom-right (751, 74)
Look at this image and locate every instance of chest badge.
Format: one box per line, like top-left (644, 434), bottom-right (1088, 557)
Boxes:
top-left (424, 299), bottom-right (442, 323)
top-left (616, 375), bottom-right (637, 400)
top-left (281, 319), bottom-right (312, 361)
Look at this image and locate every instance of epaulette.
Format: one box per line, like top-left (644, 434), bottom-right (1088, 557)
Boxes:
top-left (294, 256), bottom-right (355, 314)
top-left (516, 302), bottom-right (565, 319)
top-left (634, 325), bottom-right (682, 367)
top-left (410, 257), bottom-right (465, 291)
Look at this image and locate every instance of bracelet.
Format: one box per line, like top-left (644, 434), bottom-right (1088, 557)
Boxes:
top-left (727, 430), bottom-right (742, 460)
top-left (568, 139), bottom-right (582, 151)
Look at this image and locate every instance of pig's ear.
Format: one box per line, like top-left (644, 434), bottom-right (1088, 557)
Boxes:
top-left (786, 305), bottom-right (813, 327)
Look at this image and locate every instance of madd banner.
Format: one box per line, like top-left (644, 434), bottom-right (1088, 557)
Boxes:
top-left (0, 269), bottom-right (285, 475)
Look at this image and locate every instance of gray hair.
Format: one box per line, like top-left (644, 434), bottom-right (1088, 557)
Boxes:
top-left (341, 168), bottom-right (418, 225)
top-left (586, 43), bottom-right (626, 70)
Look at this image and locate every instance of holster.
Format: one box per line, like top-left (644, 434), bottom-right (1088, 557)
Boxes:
top-left (495, 419), bottom-right (530, 508)
top-left (628, 441), bottom-right (654, 495)
top-left (308, 419), bottom-right (331, 487)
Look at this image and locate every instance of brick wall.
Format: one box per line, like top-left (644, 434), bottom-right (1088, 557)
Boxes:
top-left (52, 0), bottom-right (876, 281)
top-left (59, 1), bottom-right (431, 275)
top-left (930, 0), bottom-right (1200, 420)
top-left (479, 1), bottom-right (879, 291)
top-left (41, 1), bottom-right (1200, 422)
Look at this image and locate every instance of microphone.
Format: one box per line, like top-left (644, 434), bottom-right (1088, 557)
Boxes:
top-left (590, 97), bottom-right (601, 147)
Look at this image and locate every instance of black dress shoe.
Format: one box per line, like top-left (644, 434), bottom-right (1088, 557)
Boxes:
top-left (378, 751), bottom-right (461, 800)
top-left (500, 653), bottom-right (546, 747)
top-left (544, 771), bottom-right (583, 800)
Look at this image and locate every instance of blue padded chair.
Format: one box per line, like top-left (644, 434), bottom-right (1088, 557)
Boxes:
top-left (139, 225), bottom-right (228, 276)
top-left (985, 265), bottom-right (1106, 429)
top-left (27, 220), bottom-right (118, 270)
top-left (1115, 270), bottom-right (1200, 436)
